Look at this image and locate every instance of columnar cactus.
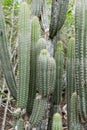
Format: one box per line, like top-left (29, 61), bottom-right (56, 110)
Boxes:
top-left (13, 112), bottom-right (20, 130)
top-left (27, 16), bottom-right (40, 115)
top-left (52, 113), bottom-right (62, 130)
top-left (36, 38), bottom-right (46, 57)
top-left (32, 0), bottom-right (44, 17)
top-left (75, 0), bottom-right (87, 120)
top-left (70, 92), bottom-right (82, 130)
top-left (0, 2), bottom-right (17, 99)
top-left (29, 99), bottom-right (46, 127)
top-left (17, 2), bottom-right (31, 108)
top-left (54, 41), bottom-right (64, 105)
top-left (67, 38), bottom-right (75, 129)
top-left (36, 49), bottom-right (56, 97)
top-left (17, 119), bottom-right (24, 130)
top-left (49, 0), bottom-right (69, 39)
top-left (84, 0), bottom-right (87, 118)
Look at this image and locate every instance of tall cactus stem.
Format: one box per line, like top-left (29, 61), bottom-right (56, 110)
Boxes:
top-left (27, 16), bottom-right (40, 115)
top-left (0, 2), bottom-right (17, 99)
top-left (17, 2), bottom-right (31, 108)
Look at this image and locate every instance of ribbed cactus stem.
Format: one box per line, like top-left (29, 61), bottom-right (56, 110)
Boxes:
top-left (36, 38), bottom-right (46, 57)
top-left (75, 0), bottom-right (87, 120)
top-left (70, 92), bottom-right (82, 130)
top-left (36, 49), bottom-right (56, 97)
top-left (52, 113), bottom-right (62, 130)
top-left (0, 2), bottom-right (17, 99)
top-left (67, 37), bottom-right (75, 130)
top-left (13, 112), bottom-right (20, 130)
top-left (54, 41), bottom-right (64, 105)
top-left (17, 1), bottom-right (31, 108)
top-left (27, 16), bottom-right (40, 115)
top-left (17, 119), bottom-right (24, 130)
top-left (32, 0), bottom-right (44, 17)
top-left (29, 99), bottom-right (46, 127)
top-left (49, 0), bottom-right (69, 39)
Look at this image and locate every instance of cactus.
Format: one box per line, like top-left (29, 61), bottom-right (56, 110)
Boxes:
top-left (17, 2), bottom-right (31, 108)
top-left (36, 49), bottom-right (56, 97)
top-left (75, 0), bottom-right (87, 120)
top-left (49, 0), bottom-right (61, 39)
top-left (54, 41), bottom-right (64, 105)
top-left (49, 0), bottom-right (69, 39)
top-left (32, 0), bottom-right (44, 17)
top-left (27, 16), bottom-right (40, 115)
top-left (84, 0), bottom-right (87, 118)
top-left (29, 99), bottom-right (46, 127)
top-left (36, 38), bottom-right (46, 57)
top-left (17, 119), bottom-right (24, 130)
top-left (0, 2), bottom-right (17, 99)
top-left (13, 112), bottom-right (20, 130)
top-left (70, 92), bottom-right (82, 130)
top-left (52, 113), bottom-right (62, 130)
top-left (67, 38), bottom-right (75, 130)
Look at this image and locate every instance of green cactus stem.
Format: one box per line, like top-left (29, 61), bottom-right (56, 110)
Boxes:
top-left (70, 92), bottom-right (82, 130)
top-left (17, 1), bottom-right (31, 108)
top-left (0, 2), bottom-right (17, 99)
top-left (67, 38), bottom-right (75, 130)
top-left (52, 113), bottom-right (62, 130)
top-left (27, 16), bottom-right (40, 115)
top-left (12, 112), bottom-right (20, 130)
top-left (32, 0), bottom-right (44, 17)
top-left (36, 38), bottom-right (46, 57)
top-left (54, 41), bottom-right (64, 105)
top-left (36, 49), bottom-right (56, 97)
top-left (17, 119), bottom-right (24, 130)
top-left (75, 0), bottom-right (87, 120)
top-left (29, 99), bottom-right (46, 127)
top-left (49, 0), bottom-right (69, 39)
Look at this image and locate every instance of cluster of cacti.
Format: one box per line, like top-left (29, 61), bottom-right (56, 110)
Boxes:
top-left (2, 0), bottom-right (87, 129)
top-left (36, 49), bottom-right (56, 97)
top-left (0, 3), bottom-right (17, 99)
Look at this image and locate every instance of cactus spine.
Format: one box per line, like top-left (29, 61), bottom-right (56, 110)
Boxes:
top-left (52, 113), bottom-right (62, 130)
top-left (67, 38), bottom-right (75, 130)
top-left (27, 16), bottom-right (40, 115)
top-left (0, 3), bottom-right (17, 99)
top-left (29, 99), bottom-right (46, 127)
top-left (75, 0), bottom-right (87, 120)
top-left (17, 2), bottom-right (31, 108)
top-left (54, 41), bottom-right (64, 105)
top-left (36, 49), bottom-right (56, 97)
